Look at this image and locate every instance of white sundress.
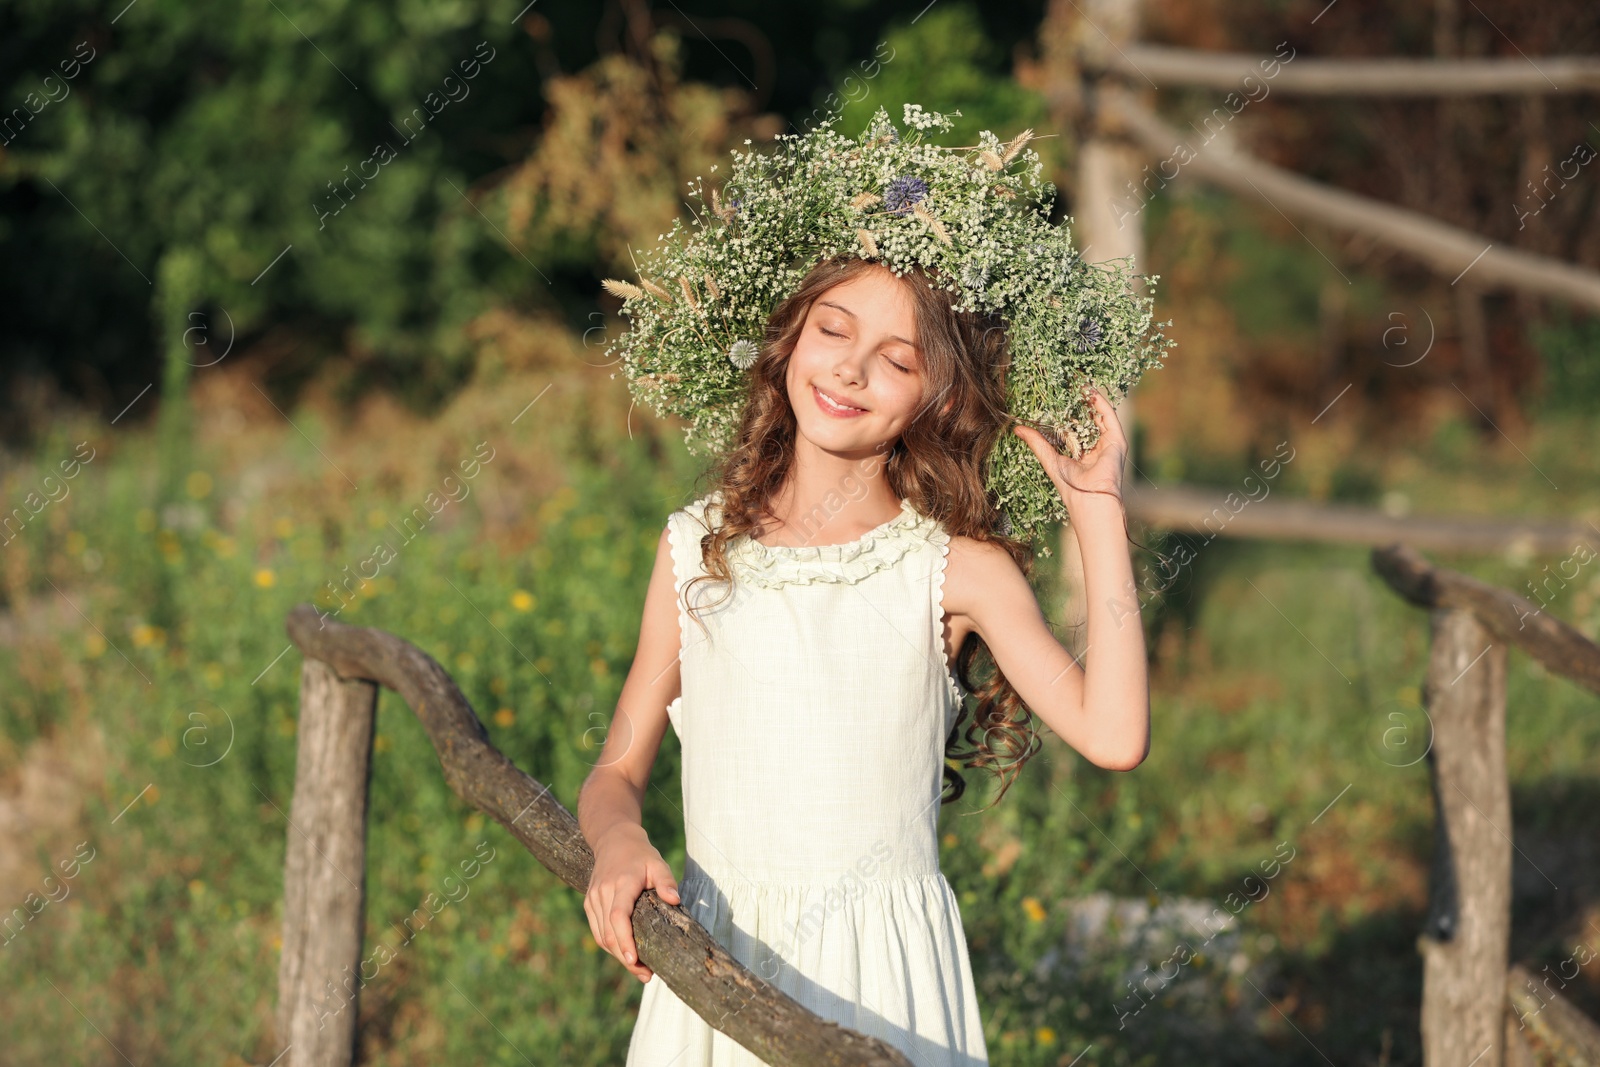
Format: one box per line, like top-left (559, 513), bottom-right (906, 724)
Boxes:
top-left (625, 489), bottom-right (989, 1067)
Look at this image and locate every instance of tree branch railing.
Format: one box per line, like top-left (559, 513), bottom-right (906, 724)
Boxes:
top-left (1371, 544), bottom-right (1600, 1067)
top-left (275, 602), bottom-right (918, 1067)
top-left (1093, 84), bottom-right (1600, 314)
top-left (1109, 46), bottom-right (1600, 95)
top-left (1127, 484), bottom-right (1600, 556)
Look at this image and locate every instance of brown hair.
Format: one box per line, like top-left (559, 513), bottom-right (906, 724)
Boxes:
top-left (681, 255), bottom-right (1045, 809)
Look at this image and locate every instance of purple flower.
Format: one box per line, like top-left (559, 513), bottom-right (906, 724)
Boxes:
top-left (1072, 317), bottom-right (1103, 354)
top-left (883, 175), bottom-right (929, 215)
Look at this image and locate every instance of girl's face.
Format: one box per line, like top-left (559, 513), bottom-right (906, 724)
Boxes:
top-left (785, 266), bottom-right (926, 459)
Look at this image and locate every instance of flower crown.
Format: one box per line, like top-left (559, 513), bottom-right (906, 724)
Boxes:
top-left (601, 102), bottom-right (1174, 546)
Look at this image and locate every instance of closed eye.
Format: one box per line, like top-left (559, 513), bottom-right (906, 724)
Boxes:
top-left (819, 325), bottom-right (913, 373)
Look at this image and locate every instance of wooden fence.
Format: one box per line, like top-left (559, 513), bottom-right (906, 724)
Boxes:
top-left (272, 536), bottom-right (1600, 1067)
top-left (1372, 544), bottom-right (1600, 1067)
top-left (273, 602), bottom-right (917, 1067)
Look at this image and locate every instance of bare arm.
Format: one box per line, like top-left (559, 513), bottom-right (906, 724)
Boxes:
top-left (950, 389), bottom-right (1150, 770)
top-left (577, 524), bottom-right (683, 851)
top-left (576, 525), bottom-right (686, 983)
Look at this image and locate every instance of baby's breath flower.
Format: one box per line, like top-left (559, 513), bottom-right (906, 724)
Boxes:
top-left (598, 101), bottom-right (1176, 547)
top-left (902, 103), bottom-right (959, 132)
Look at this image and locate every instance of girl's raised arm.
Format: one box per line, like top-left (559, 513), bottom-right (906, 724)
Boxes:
top-left (946, 388), bottom-right (1150, 770)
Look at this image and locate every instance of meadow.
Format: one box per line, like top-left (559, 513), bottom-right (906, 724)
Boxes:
top-left (2, 337), bottom-right (1597, 1067)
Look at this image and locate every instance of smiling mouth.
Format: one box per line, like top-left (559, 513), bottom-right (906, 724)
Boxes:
top-left (813, 384), bottom-right (869, 416)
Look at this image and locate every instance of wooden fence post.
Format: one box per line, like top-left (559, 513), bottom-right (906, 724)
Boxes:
top-left (1419, 606), bottom-right (1510, 1067)
top-left (279, 605), bottom-right (920, 1067)
top-left (276, 657), bottom-right (379, 1067)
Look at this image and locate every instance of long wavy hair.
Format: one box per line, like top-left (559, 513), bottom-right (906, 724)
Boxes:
top-left (680, 254), bottom-right (1054, 809)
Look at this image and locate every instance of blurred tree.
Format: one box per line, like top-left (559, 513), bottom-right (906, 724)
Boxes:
top-left (491, 28), bottom-right (781, 281)
top-left (823, 3), bottom-right (1066, 180)
top-left (0, 0), bottom-right (540, 463)
top-left (0, 0), bottom-right (1046, 451)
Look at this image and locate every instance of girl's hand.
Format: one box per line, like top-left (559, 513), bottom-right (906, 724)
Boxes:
top-left (1012, 386), bottom-right (1129, 508)
top-left (583, 826), bottom-right (682, 983)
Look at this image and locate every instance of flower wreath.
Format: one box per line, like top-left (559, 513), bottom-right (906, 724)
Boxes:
top-left (601, 102), bottom-right (1175, 546)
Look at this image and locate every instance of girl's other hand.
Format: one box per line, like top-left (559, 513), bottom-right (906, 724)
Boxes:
top-left (1012, 385), bottom-right (1128, 508)
top-left (583, 826), bottom-right (682, 983)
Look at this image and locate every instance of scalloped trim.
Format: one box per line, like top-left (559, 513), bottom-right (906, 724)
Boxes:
top-left (699, 491), bottom-right (944, 589)
top-left (930, 525), bottom-right (966, 714)
top-left (662, 507), bottom-right (700, 738)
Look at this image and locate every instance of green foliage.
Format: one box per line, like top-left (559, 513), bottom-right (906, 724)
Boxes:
top-left (1222, 206), bottom-right (1327, 346)
top-left (5, 404), bottom-right (1600, 1063)
top-left (0, 0), bottom-right (538, 415)
top-left (826, 3), bottom-right (1063, 176)
top-left (1529, 306), bottom-right (1600, 416)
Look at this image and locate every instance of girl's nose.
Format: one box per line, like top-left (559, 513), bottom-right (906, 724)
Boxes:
top-left (834, 347), bottom-right (868, 386)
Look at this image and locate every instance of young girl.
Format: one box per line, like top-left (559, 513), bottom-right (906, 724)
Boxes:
top-left (578, 254), bottom-right (1150, 1066)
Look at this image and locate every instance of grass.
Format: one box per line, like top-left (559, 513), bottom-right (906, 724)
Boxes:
top-left (1, 362), bottom-right (1597, 1066)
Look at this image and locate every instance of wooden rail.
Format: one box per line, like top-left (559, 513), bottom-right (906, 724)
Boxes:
top-left (1109, 46), bottom-right (1600, 95)
top-left (1371, 544), bottom-right (1600, 1067)
top-left (1129, 484), bottom-right (1600, 556)
top-left (275, 602), bottom-right (918, 1067)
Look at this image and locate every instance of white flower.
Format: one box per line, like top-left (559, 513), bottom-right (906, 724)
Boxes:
top-left (605, 100), bottom-right (1174, 549)
top-left (902, 103), bottom-right (959, 131)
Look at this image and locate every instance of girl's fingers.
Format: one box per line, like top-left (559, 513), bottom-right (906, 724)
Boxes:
top-left (596, 884), bottom-right (615, 953)
top-left (1012, 423), bottom-right (1052, 455)
top-left (591, 881), bottom-right (657, 982)
top-left (610, 902), bottom-right (635, 966)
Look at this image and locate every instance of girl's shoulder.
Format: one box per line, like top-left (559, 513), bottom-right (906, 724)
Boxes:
top-left (941, 531), bottom-right (1030, 618)
top-left (671, 489), bottom-right (725, 535)
top-left (944, 530), bottom-right (1018, 568)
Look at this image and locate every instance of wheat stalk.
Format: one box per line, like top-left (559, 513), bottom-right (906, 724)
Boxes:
top-left (1001, 128), bottom-right (1035, 165)
top-left (978, 149), bottom-right (1005, 172)
top-left (703, 272), bottom-right (720, 300)
top-left (856, 228), bottom-right (880, 258)
top-left (640, 277), bottom-right (673, 302)
top-left (678, 275), bottom-right (699, 310)
top-left (912, 202), bottom-right (952, 246)
top-left (601, 279), bottom-right (646, 301)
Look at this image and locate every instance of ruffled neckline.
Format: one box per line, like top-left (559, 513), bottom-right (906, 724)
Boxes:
top-left (695, 491), bottom-right (944, 588)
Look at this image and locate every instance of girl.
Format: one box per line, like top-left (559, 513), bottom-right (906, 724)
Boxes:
top-left (578, 254), bottom-right (1150, 1066)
